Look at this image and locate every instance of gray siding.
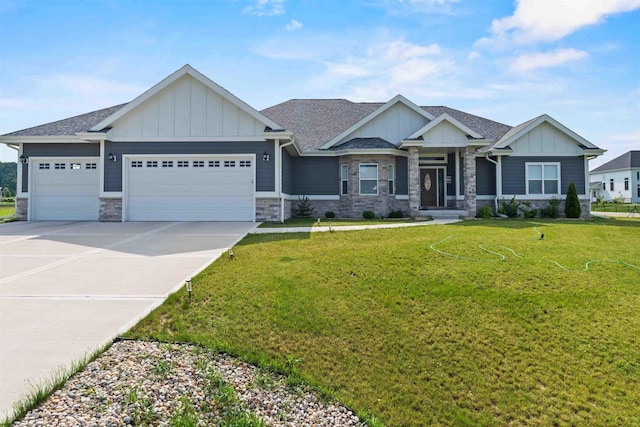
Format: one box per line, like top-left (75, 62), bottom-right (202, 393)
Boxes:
top-left (477, 157), bottom-right (496, 195)
top-left (282, 149), bottom-right (292, 194)
top-left (291, 157), bottom-right (339, 195)
top-left (21, 143), bottom-right (101, 192)
top-left (502, 156), bottom-right (585, 195)
top-left (104, 141), bottom-right (275, 192)
top-left (446, 153), bottom-right (457, 196)
top-left (395, 156), bottom-right (408, 195)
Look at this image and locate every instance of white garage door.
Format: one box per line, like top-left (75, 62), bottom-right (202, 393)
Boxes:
top-left (30, 158), bottom-right (100, 221)
top-left (126, 156), bottom-right (255, 221)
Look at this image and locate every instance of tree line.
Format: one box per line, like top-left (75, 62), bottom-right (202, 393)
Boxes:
top-left (0, 162), bottom-right (17, 197)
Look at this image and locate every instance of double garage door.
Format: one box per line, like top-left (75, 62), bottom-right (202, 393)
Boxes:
top-left (125, 156), bottom-right (254, 221)
top-left (29, 155), bottom-right (255, 221)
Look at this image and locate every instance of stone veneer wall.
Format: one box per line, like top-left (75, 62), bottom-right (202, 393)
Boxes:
top-left (99, 198), bottom-right (122, 222)
top-left (462, 147), bottom-right (477, 218)
top-left (15, 197), bottom-right (28, 220)
top-left (407, 148), bottom-right (420, 216)
top-left (255, 198), bottom-right (281, 222)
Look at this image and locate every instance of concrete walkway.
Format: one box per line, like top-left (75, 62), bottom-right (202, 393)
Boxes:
top-left (0, 221), bottom-right (257, 420)
top-left (250, 218), bottom-right (461, 234)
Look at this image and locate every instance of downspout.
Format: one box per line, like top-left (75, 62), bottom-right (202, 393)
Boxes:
top-left (279, 139), bottom-right (295, 222)
top-left (485, 153), bottom-right (500, 213)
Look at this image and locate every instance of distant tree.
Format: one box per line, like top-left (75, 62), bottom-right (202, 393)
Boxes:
top-left (0, 162), bottom-right (17, 197)
top-left (564, 182), bottom-right (581, 218)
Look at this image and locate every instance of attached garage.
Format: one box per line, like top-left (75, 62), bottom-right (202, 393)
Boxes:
top-left (124, 155), bottom-right (255, 221)
top-left (29, 157), bottom-right (100, 221)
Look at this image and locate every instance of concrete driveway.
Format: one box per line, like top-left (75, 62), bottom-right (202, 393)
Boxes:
top-left (0, 221), bottom-right (257, 419)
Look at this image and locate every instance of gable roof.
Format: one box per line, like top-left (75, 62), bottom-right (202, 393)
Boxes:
top-left (319, 94), bottom-right (436, 149)
top-left (90, 64), bottom-right (282, 132)
top-left (591, 151), bottom-right (640, 173)
top-left (2, 104), bottom-right (126, 137)
top-left (421, 106), bottom-right (511, 143)
top-left (407, 112), bottom-right (483, 140)
top-left (330, 137), bottom-right (397, 150)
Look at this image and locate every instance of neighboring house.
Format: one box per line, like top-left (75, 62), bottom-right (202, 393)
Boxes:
top-left (589, 151), bottom-right (640, 203)
top-left (0, 65), bottom-right (604, 222)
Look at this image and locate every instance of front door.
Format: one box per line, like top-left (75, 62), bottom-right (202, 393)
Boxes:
top-left (420, 168), bottom-right (445, 208)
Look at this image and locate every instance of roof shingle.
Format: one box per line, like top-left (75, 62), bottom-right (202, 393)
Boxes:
top-left (591, 151), bottom-right (640, 173)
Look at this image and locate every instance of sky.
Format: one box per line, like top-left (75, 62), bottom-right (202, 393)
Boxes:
top-left (0, 0), bottom-right (638, 168)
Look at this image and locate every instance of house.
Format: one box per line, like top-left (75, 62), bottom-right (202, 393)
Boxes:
top-left (589, 151), bottom-right (640, 203)
top-left (0, 65), bottom-right (604, 222)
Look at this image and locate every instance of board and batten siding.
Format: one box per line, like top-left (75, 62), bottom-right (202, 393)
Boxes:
top-left (108, 75), bottom-right (267, 139)
top-left (395, 156), bottom-right (408, 195)
top-left (423, 121), bottom-right (469, 147)
top-left (501, 156), bottom-right (585, 195)
top-left (21, 143), bottom-right (100, 192)
top-left (103, 141), bottom-right (275, 192)
top-left (509, 122), bottom-right (583, 155)
top-left (290, 157), bottom-right (339, 195)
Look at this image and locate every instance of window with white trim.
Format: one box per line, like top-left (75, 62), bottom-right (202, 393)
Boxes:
top-left (526, 163), bottom-right (559, 195)
top-left (340, 164), bottom-right (348, 195)
top-left (146, 161), bottom-right (158, 168)
top-left (131, 161), bottom-right (143, 168)
top-left (177, 161), bottom-right (189, 168)
top-left (388, 164), bottom-right (395, 195)
top-left (70, 163), bottom-right (81, 170)
top-left (162, 160), bottom-right (173, 168)
top-left (85, 163), bottom-right (96, 169)
top-left (209, 160), bottom-right (220, 167)
top-left (224, 160), bottom-right (236, 168)
top-left (239, 160), bottom-right (251, 167)
top-left (39, 163), bottom-right (50, 170)
top-left (602, 182), bottom-right (606, 190)
top-left (624, 177), bottom-right (629, 190)
top-left (610, 179), bottom-right (614, 191)
top-left (54, 163), bottom-right (66, 170)
top-left (359, 164), bottom-right (378, 195)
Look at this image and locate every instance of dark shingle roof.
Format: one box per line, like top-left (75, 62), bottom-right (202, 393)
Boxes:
top-left (479, 115), bottom-right (541, 152)
top-left (591, 151), bottom-right (640, 173)
top-left (2, 104), bottom-right (126, 136)
top-left (330, 137), bottom-right (396, 150)
top-left (421, 106), bottom-right (512, 143)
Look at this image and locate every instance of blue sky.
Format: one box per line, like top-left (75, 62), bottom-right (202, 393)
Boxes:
top-left (1, 0), bottom-right (638, 168)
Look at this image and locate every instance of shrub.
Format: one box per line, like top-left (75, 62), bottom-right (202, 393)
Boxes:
top-left (613, 194), bottom-right (625, 204)
top-left (539, 197), bottom-right (560, 218)
top-left (362, 210), bottom-right (375, 220)
top-left (564, 182), bottom-right (581, 218)
top-left (498, 196), bottom-right (520, 218)
top-left (293, 196), bottom-right (315, 218)
top-left (519, 201), bottom-right (538, 219)
top-left (324, 211), bottom-right (336, 219)
top-left (388, 209), bottom-right (404, 219)
top-left (476, 206), bottom-right (494, 219)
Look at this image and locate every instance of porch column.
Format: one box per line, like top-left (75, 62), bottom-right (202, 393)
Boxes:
top-left (463, 146), bottom-right (477, 218)
top-left (408, 147), bottom-right (420, 216)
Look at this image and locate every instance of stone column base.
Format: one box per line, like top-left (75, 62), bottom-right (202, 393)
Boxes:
top-left (256, 198), bottom-right (282, 222)
top-left (15, 197), bottom-right (28, 220)
top-left (99, 197), bottom-right (123, 222)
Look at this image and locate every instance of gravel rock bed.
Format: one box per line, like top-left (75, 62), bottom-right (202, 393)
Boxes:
top-left (13, 340), bottom-right (364, 426)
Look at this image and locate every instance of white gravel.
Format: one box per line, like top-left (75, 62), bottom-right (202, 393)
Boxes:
top-left (12, 340), bottom-right (365, 426)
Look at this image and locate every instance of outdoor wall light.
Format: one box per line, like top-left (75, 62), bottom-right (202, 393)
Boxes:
top-left (108, 152), bottom-right (117, 162)
top-left (262, 152), bottom-right (270, 162)
top-left (19, 154), bottom-right (28, 164)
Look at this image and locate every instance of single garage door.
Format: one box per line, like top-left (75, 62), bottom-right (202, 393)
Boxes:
top-left (126, 156), bottom-right (255, 221)
top-left (30, 158), bottom-right (100, 220)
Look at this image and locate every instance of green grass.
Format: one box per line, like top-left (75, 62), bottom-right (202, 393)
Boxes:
top-left (0, 202), bottom-right (15, 218)
top-left (127, 218), bottom-right (640, 426)
top-left (259, 217), bottom-right (424, 228)
top-left (591, 202), bottom-right (639, 213)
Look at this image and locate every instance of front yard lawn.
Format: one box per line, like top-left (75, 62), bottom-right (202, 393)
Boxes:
top-left (127, 218), bottom-right (640, 426)
top-left (0, 202), bottom-right (15, 218)
top-left (259, 217), bottom-right (424, 228)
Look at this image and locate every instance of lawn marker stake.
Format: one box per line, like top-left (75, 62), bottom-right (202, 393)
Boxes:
top-left (186, 279), bottom-right (192, 303)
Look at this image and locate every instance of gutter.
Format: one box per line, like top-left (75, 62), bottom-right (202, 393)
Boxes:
top-left (485, 153), bottom-right (500, 212)
top-left (279, 139), bottom-right (295, 222)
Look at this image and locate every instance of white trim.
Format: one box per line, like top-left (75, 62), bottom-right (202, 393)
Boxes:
top-left (302, 148), bottom-right (409, 157)
top-left (99, 140), bottom-right (105, 196)
top-left (419, 153), bottom-right (447, 164)
top-left (255, 191), bottom-right (279, 198)
top-left (395, 195), bottom-right (409, 200)
top-left (340, 163), bottom-right (349, 195)
top-left (500, 194), bottom-right (591, 201)
top-left (285, 194), bottom-right (340, 201)
top-left (407, 112), bottom-right (483, 140)
top-left (107, 136), bottom-right (269, 143)
top-left (497, 155), bottom-right (503, 199)
top-left (90, 64), bottom-right (282, 132)
top-left (389, 163), bottom-right (395, 195)
top-left (0, 136), bottom-right (97, 144)
top-left (525, 162), bottom-right (561, 196)
top-left (319, 94), bottom-right (435, 149)
top-left (454, 148), bottom-right (460, 199)
top-left (584, 156), bottom-right (590, 198)
top-left (359, 163), bottom-right (379, 196)
top-left (100, 192), bottom-right (123, 198)
top-left (17, 143), bottom-right (26, 197)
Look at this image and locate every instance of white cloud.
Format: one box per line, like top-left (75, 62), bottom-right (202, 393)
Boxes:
top-left (478, 0), bottom-right (640, 47)
top-left (242, 0), bottom-right (286, 17)
top-left (285, 19), bottom-right (303, 31)
top-left (509, 48), bottom-right (589, 72)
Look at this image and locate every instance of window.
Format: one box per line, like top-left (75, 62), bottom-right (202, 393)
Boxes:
top-left (70, 163), bottom-right (81, 170)
top-left (131, 161), bottom-right (143, 168)
top-left (177, 161), bottom-right (189, 168)
top-left (340, 164), bottom-right (348, 195)
top-left (224, 160), bottom-right (236, 168)
top-left (388, 164), bottom-right (395, 195)
top-left (54, 163), bottom-right (66, 170)
top-left (624, 177), bottom-right (629, 191)
top-left (637, 185), bottom-right (640, 198)
top-left (359, 164), bottom-right (378, 195)
top-left (39, 163), bottom-right (50, 170)
top-left (85, 163), bottom-right (96, 169)
top-left (209, 160), bottom-right (220, 168)
top-left (193, 160), bottom-right (205, 168)
top-left (526, 163), bottom-right (559, 195)
top-left (162, 161), bottom-right (173, 168)
top-left (610, 179), bottom-right (614, 191)
top-left (146, 161), bottom-right (158, 168)
top-left (602, 182), bottom-right (606, 190)
top-left (239, 160), bottom-right (251, 167)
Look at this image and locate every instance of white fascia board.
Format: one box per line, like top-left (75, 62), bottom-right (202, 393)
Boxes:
top-left (494, 114), bottom-right (599, 150)
top-left (407, 113), bottom-right (483, 140)
top-left (90, 64), bottom-right (283, 132)
top-left (319, 94), bottom-right (436, 150)
top-left (264, 131), bottom-right (293, 141)
top-left (398, 141), bottom-right (423, 148)
top-left (108, 136), bottom-right (268, 142)
top-left (300, 149), bottom-right (409, 157)
top-left (0, 135), bottom-right (94, 144)
top-left (75, 132), bottom-right (107, 141)
top-left (582, 149), bottom-right (606, 156)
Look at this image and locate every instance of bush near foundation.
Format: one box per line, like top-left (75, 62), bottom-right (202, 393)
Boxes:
top-left (564, 182), bottom-right (581, 218)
